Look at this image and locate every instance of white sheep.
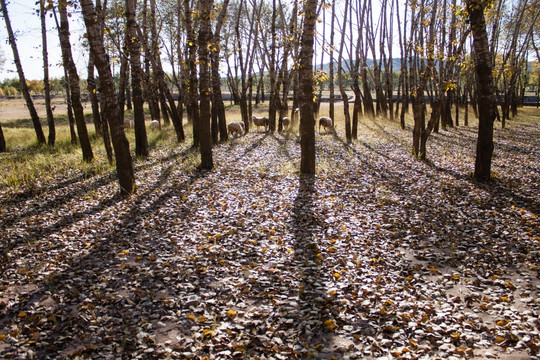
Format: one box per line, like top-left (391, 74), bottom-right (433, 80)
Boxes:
top-left (318, 116), bottom-right (333, 134)
top-left (228, 121), bottom-right (245, 137)
top-left (252, 115), bottom-right (269, 132)
top-left (150, 119), bottom-right (160, 131)
top-left (281, 116), bottom-right (291, 131)
top-left (291, 108), bottom-right (300, 123)
top-left (124, 119), bottom-right (134, 130)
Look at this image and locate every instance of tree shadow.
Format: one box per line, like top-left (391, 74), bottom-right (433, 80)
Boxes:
top-left (291, 175), bottom-right (339, 356)
top-left (270, 132), bottom-right (295, 162)
top-left (0, 163), bottom-right (208, 358)
top-left (0, 146), bottom-right (197, 273)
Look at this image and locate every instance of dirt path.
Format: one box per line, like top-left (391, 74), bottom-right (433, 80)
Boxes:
top-left (0, 97), bottom-right (74, 122)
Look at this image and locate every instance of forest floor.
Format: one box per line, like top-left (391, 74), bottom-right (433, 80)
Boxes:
top-left (0, 112), bottom-right (539, 359)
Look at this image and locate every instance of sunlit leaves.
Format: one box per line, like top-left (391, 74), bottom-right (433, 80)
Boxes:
top-left (0, 115), bottom-right (538, 358)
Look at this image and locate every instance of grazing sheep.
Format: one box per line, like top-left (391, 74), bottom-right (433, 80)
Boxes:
top-left (318, 116), bottom-right (333, 134)
top-left (150, 119), bottom-right (160, 131)
top-left (291, 108), bottom-right (300, 123)
top-left (281, 116), bottom-right (291, 130)
top-left (228, 121), bottom-right (245, 137)
top-left (124, 119), bottom-right (134, 130)
top-left (252, 115), bottom-right (269, 132)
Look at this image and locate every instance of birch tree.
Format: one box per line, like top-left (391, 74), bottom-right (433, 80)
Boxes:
top-left (40, 0), bottom-right (55, 146)
top-left (298, 0), bottom-right (318, 174)
top-left (0, 0), bottom-right (46, 145)
top-left (80, 0), bottom-right (136, 195)
top-left (466, 0), bottom-right (496, 182)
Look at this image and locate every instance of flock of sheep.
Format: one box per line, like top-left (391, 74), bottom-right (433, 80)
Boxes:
top-left (228, 111), bottom-right (333, 138)
top-left (123, 111), bottom-right (333, 138)
top-left (124, 119), bottom-right (161, 131)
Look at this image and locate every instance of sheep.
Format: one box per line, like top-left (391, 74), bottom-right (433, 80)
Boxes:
top-left (281, 116), bottom-right (291, 131)
top-left (227, 121), bottom-right (245, 137)
top-left (124, 119), bottom-right (134, 130)
top-left (150, 119), bottom-right (160, 131)
top-left (318, 116), bottom-right (333, 134)
top-left (291, 108), bottom-right (300, 123)
top-left (252, 115), bottom-right (269, 132)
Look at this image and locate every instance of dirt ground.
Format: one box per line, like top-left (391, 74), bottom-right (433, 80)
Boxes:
top-left (0, 97), bottom-right (73, 122)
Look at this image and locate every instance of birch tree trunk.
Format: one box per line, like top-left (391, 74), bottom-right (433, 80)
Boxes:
top-left (338, 0), bottom-right (351, 142)
top-left (80, 0), bottom-right (136, 195)
top-left (466, 0), bottom-right (495, 182)
top-left (198, 0), bottom-right (214, 169)
top-left (299, 0), bottom-right (318, 174)
top-left (58, 2), bottom-right (94, 162)
top-left (40, 0), bottom-right (55, 147)
top-left (88, 54), bottom-right (113, 163)
top-left (185, 0), bottom-right (200, 145)
top-left (127, 0), bottom-right (149, 158)
top-left (0, 0), bottom-right (46, 145)
top-left (0, 123), bottom-right (5, 152)
top-left (211, 0), bottom-right (230, 143)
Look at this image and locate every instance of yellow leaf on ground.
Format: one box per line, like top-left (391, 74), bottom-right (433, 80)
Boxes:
top-left (227, 309), bottom-right (237, 319)
top-left (324, 319), bottom-right (336, 331)
top-left (384, 325), bottom-right (400, 333)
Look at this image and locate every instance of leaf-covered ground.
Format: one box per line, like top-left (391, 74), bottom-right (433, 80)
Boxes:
top-left (1, 118), bottom-right (539, 359)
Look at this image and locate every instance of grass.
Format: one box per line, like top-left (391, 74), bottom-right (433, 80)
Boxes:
top-left (1, 101), bottom-right (538, 193)
top-left (0, 112), bottom-right (186, 192)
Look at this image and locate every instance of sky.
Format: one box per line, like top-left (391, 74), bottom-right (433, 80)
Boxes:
top-left (0, 1), bottom-right (395, 83)
top-left (0, 1), bottom-right (87, 82)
